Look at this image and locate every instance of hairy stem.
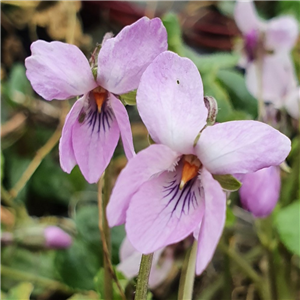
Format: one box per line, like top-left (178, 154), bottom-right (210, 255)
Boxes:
top-left (97, 167), bottom-right (126, 300)
top-left (135, 253), bottom-right (154, 300)
top-left (178, 241), bottom-right (197, 300)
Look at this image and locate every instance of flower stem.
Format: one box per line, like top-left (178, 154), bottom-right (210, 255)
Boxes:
top-left (97, 166), bottom-right (126, 300)
top-left (135, 253), bottom-right (154, 300)
top-left (178, 240), bottom-right (197, 300)
top-left (255, 54), bottom-right (265, 121)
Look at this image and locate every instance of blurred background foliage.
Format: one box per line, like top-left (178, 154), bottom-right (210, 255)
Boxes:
top-left (1, 1), bottom-right (299, 300)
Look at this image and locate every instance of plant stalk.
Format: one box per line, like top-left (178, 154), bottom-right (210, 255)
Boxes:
top-left (178, 241), bottom-right (197, 300)
top-left (135, 253), bottom-right (154, 300)
top-left (97, 164), bottom-right (126, 300)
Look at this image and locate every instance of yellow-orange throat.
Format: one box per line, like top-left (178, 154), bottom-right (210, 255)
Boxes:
top-left (93, 87), bottom-right (108, 113)
top-left (180, 155), bottom-right (201, 189)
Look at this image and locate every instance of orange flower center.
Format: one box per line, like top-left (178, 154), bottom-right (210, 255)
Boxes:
top-left (180, 155), bottom-right (202, 189)
top-left (92, 87), bottom-right (108, 113)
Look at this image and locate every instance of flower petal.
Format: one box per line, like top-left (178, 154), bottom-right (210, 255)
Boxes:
top-left (118, 237), bottom-right (171, 289)
top-left (285, 86), bottom-right (300, 120)
top-left (110, 94), bottom-right (135, 159)
top-left (97, 17), bottom-right (167, 94)
top-left (195, 168), bottom-right (226, 275)
top-left (196, 120), bottom-right (291, 175)
top-left (125, 162), bottom-right (205, 253)
top-left (59, 97), bottom-right (84, 173)
top-left (239, 166), bottom-right (280, 218)
top-left (234, 1), bottom-right (263, 34)
top-left (265, 16), bottom-right (298, 52)
top-left (245, 54), bottom-right (296, 106)
top-left (118, 237), bottom-right (143, 279)
top-left (72, 100), bottom-right (120, 183)
top-left (149, 248), bottom-right (173, 289)
top-left (137, 51), bottom-right (207, 154)
top-left (107, 144), bottom-right (180, 227)
top-left (25, 40), bottom-right (97, 100)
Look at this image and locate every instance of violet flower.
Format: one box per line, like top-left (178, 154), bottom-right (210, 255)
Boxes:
top-left (239, 166), bottom-right (281, 218)
top-left (246, 54), bottom-right (300, 120)
top-left (234, 1), bottom-right (299, 119)
top-left (107, 51), bottom-right (291, 275)
top-left (234, 0), bottom-right (298, 65)
top-left (117, 237), bottom-right (173, 289)
top-left (25, 17), bottom-right (167, 183)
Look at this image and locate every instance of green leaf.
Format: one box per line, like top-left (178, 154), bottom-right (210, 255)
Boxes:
top-left (75, 204), bottom-right (125, 264)
top-left (185, 49), bottom-right (239, 75)
top-left (217, 69), bottom-right (258, 117)
top-left (162, 13), bottom-right (184, 56)
top-left (1, 247), bottom-right (58, 295)
top-left (67, 291), bottom-right (99, 300)
top-left (4, 282), bottom-right (33, 300)
top-left (275, 200), bottom-right (300, 256)
top-left (202, 77), bottom-right (234, 122)
top-left (119, 90), bottom-right (137, 106)
top-left (217, 1), bottom-right (235, 17)
top-left (8, 64), bottom-right (32, 103)
top-left (281, 137), bottom-right (300, 206)
top-left (212, 174), bottom-right (242, 191)
top-left (30, 157), bottom-right (87, 205)
top-left (55, 238), bottom-right (102, 290)
top-left (94, 267), bottom-right (128, 300)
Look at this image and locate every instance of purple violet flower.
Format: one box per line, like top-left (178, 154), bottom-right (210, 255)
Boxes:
top-left (25, 17), bottom-right (168, 183)
top-left (44, 226), bottom-right (72, 249)
top-left (234, 1), bottom-right (299, 119)
top-left (246, 54), bottom-right (300, 120)
top-left (107, 51), bottom-right (291, 275)
top-left (239, 166), bottom-right (281, 218)
top-left (235, 0), bottom-right (298, 63)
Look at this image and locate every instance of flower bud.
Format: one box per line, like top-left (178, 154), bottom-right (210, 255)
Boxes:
top-left (44, 226), bottom-right (72, 249)
top-left (204, 96), bottom-right (218, 125)
top-left (13, 225), bottom-right (72, 250)
top-left (239, 166), bottom-right (280, 218)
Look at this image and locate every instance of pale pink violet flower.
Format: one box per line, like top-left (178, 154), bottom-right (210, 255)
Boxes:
top-left (117, 237), bottom-right (173, 289)
top-left (25, 17), bottom-right (168, 183)
top-left (234, 0), bottom-right (298, 65)
top-left (234, 1), bottom-right (299, 119)
top-left (246, 54), bottom-right (300, 120)
top-left (107, 51), bottom-right (291, 275)
top-left (239, 166), bottom-right (281, 218)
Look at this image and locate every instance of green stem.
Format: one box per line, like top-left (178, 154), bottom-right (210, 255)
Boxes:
top-left (135, 253), bottom-right (154, 300)
top-left (1, 265), bottom-right (76, 294)
top-left (103, 164), bottom-right (113, 300)
top-left (255, 53), bottom-right (265, 122)
top-left (178, 241), bottom-right (197, 300)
